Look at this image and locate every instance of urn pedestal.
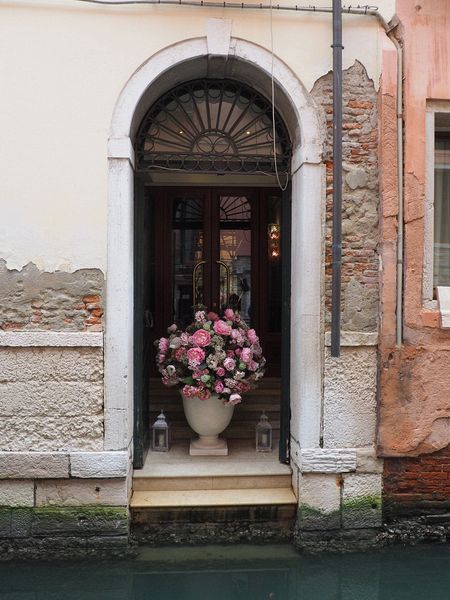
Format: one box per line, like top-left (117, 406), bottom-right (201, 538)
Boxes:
top-left (182, 393), bottom-right (234, 456)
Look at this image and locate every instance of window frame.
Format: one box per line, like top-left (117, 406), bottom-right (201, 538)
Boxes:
top-left (423, 101), bottom-right (450, 305)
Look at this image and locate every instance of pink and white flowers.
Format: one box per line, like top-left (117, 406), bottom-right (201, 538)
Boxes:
top-left (156, 307), bottom-right (265, 405)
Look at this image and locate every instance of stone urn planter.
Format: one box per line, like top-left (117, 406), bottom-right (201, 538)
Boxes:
top-left (182, 393), bottom-right (235, 456)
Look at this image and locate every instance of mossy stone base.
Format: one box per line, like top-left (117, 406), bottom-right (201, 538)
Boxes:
top-left (0, 506), bottom-right (130, 560)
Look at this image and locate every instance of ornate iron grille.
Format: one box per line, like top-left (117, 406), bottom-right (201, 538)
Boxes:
top-left (135, 80), bottom-right (291, 175)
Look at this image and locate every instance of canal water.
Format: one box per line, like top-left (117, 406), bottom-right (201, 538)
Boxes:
top-left (1, 544), bottom-right (449, 599)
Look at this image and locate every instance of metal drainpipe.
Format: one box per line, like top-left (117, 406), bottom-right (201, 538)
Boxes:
top-left (330, 0), bottom-right (343, 358)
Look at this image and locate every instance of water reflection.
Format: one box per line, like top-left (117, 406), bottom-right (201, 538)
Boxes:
top-left (1, 544), bottom-right (450, 599)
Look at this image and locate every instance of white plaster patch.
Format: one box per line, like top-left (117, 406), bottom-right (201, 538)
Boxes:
top-left (300, 449), bottom-right (357, 473)
top-left (0, 331), bottom-right (103, 347)
top-left (0, 452), bottom-right (69, 479)
top-left (0, 480), bottom-right (34, 507)
top-left (299, 473), bottom-right (341, 513)
top-left (206, 18), bottom-right (232, 56)
top-left (36, 478), bottom-right (128, 507)
top-left (70, 451), bottom-right (128, 478)
top-left (323, 347), bottom-right (377, 448)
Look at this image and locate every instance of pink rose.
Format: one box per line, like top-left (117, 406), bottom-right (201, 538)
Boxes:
top-left (216, 367), bottom-right (226, 377)
top-left (214, 381), bottom-right (225, 393)
top-left (157, 353), bottom-right (165, 364)
top-left (229, 393), bottom-right (242, 405)
top-left (207, 311), bottom-right (219, 321)
top-left (223, 357), bottom-right (236, 371)
top-left (167, 324), bottom-right (177, 333)
top-left (214, 320), bottom-right (232, 336)
top-left (158, 337), bottom-right (169, 352)
top-left (235, 348), bottom-right (242, 356)
top-left (249, 360), bottom-right (258, 371)
top-left (224, 308), bottom-right (235, 320)
top-left (181, 332), bottom-right (190, 345)
top-left (192, 329), bottom-right (211, 347)
top-left (247, 329), bottom-right (258, 344)
top-left (187, 347), bottom-right (205, 366)
top-left (240, 348), bottom-right (253, 364)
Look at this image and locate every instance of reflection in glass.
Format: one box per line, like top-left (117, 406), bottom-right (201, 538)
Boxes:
top-left (219, 196), bottom-right (252, 323)
top-left (172, 197), bottom-right (203, 327)
top-left (434, 119), bottom-right (450, 287)
top-left (268, 195), bottom-right (282, 332)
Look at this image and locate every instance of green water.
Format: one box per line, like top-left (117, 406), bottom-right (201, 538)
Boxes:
top-left (1, 544), bottom-right (450, 599)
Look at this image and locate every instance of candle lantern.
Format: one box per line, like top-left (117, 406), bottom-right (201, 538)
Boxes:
top-left (152, 410), bottom-right (170, 452)
top-left (256, 411), bottom-right (272, 452)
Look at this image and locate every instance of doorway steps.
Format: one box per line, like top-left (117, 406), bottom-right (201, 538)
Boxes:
top-left (130, 443), bottom-right (297, 542)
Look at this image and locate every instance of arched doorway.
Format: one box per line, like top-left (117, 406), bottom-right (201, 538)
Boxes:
top-left (133, 78), bottom-right (292, 466)
top-left (105, 38), bottom-right (323, 478)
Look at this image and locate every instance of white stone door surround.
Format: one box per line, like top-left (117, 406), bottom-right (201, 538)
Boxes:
top-left (105, 35), bottom-right (324, 468)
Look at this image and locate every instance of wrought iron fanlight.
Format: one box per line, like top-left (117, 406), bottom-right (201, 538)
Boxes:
top-left (135, 79), bottom-right (291, 175)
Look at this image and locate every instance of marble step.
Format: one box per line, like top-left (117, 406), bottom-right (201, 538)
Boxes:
top-left (133, 473), bottom-right (292, 491)
top-left (130, 487), bottom-right (297, 508)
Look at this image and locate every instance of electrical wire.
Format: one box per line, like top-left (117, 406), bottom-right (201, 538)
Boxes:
top-left (74, 0), bottom-right (379, 15)
top-left (269, 0), bottom-right (289, 191)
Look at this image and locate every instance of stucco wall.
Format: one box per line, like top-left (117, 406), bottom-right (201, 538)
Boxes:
top-left (378, 0), bottom-right (450, 457)
top-left (0, 1), bottom-right (393, 272)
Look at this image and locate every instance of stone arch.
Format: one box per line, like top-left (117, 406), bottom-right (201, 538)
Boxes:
top-left (105, 35), bottom-right (324, 460)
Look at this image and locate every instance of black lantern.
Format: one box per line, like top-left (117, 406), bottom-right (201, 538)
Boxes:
top-left (152, 410), bottom-right (169, 452)
top-left (256, 411), bottom-right (272, 452)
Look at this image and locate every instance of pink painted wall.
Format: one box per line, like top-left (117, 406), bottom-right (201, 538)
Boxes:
top-left (378, 0), bottom-right (450, 456)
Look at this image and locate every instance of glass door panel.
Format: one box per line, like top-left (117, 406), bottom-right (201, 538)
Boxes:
top-left (172, 196), bottom-right (204, 328)
top-left (218, 195), bottom-right (252, 324)
top-left (267, 195), bottom-right (282, 333)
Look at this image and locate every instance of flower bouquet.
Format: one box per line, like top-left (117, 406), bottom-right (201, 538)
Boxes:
top-left (156, 308), bottom-right (266, 405)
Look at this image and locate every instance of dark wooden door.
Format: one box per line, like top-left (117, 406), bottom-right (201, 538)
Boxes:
top-left (144, 187), bottom-right (283, 377)
top-left (134, 185), bottom-right (290, 465)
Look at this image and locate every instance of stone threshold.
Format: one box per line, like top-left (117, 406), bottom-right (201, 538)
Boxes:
top-left (131, 488), bottom-right (297, 508)
top-left (135, 440), bottom-right (290, 479)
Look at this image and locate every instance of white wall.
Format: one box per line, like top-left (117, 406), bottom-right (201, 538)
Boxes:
top-left (0, 0), bottom-right (394, 272)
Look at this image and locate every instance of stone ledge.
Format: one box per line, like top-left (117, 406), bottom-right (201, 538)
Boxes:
top-left (300, 449), bottom-right (357, 473)
top-left (0, 453), bottom-right (70, 479)
top-left (324, 331), bottom-right (378, 346)
top-left (70, 452), bottom-right (128, 478)
top-left (0, 331), bottom-right (103, 347)
top-left (437, 286), bottom-right (450, 328)
top-left (0, 451), bottom-right (129, 479)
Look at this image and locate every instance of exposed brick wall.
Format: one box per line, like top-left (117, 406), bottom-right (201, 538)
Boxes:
top-left (0, 261), bottom-right (104, 331)
top-left (311, 61), bottom-right (379, 332)
top-left (383, 445), bottom-right (450, 517)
